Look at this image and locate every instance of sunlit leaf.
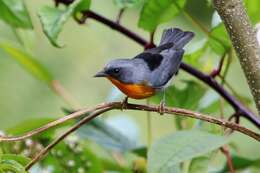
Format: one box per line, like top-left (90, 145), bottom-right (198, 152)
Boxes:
top-left (0, 0), bottom-right (33, 29)
top-left (208, 23), bottom-right (231, 55)
top-left (148, 130), bottom-right (229, 173)
top-left (189, 156), bottom-right (209, 173)
top-left (38, 0), bottom-right (91, 47)
top-left (244, 0), bottom-right (260, 24)
top-left (138, 0), bottom-right (186, 32)
top-left (0, 154), bottom-right (30, 173)
top-left (0, 43), bottom-right (53, 83)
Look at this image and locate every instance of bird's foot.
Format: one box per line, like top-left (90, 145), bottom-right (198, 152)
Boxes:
top-left (158, 100), bottom-right (165, 115)
top-left (121, 97), bottom-right (128, 110)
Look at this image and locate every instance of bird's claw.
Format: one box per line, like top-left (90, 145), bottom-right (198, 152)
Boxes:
top-left (158, 100), bottom-right (165, 115)
top-left (121, 97), bottom-right (128, 110)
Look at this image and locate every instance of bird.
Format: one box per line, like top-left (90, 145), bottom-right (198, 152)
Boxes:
top-left (94, 28), bottom-right (194, 113)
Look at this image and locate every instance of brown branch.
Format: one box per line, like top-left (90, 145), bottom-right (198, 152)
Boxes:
top-left (213, 0), bottom-right (260, 116)
top-left (0, 103), bottom-right (109, 142)
top-left (1, 102), bottom-right (259, 144)
top-left (25, 107), bottom-right (112, 170)
top-left (18, 101), bottom-right (259, 170)
top-left (220, 146), bottom-right (236, 173)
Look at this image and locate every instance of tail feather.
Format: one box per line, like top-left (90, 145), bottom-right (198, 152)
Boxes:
top-left (159, 28), bottom-right (194, 49)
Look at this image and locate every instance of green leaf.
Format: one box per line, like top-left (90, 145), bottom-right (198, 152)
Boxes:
top-left (148, 130), bottom-right (229, 173)
top-left (217, 155), bottom-right (260, 173)
top-left (113, 0), bottom-right (141, 8)
top-left (0, 43), bottom-right (53, 83)
top-left (0, 154), bottom-right (30, 173)
top-left (138, 0), bottom-right (186, 32)
top-left (189, 156), bottom-right (209, 173)
top-left (0, 0), bottom-right (33, 29)
top-left (38, 0), bottom-right (91, 47)
top-left (77, 118), bottom-right (137, 152)
top-left (244, 0), bottom-right (260, 24)
top-left (208, 23), bottom-right (231, 55)
top-left (74, 0), bottom-right (91, 14)
top-left (152, 80), bottom-right (206, 109)
top-left (183, 44), bottom-right (207, 67)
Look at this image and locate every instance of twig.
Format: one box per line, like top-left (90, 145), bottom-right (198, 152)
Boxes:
top-left (17, 101), bottom-right (259, 170)
top-left (76, 10), bottom-right (260, 127)
top-left (220, 146), bottom-right (236, 173)
top-left (210, 53), bottom-right (227, 78)
top-left (116, 8), bottom-right (125, 24)
top-left (1, 102), bottom-right (259, 144)
top-left (25, 107), bottom-right (113, 170)
top-left (0, 103), bottom-right (110, 142)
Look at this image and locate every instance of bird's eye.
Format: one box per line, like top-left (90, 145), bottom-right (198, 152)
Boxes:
top-left (113, 68), bottom-right (120, 73)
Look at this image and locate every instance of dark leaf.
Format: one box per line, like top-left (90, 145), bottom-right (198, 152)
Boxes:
top-left (138, 0), bottom-right (186, 32)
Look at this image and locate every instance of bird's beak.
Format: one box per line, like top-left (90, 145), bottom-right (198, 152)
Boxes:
top-left (94, 70), bottom-right (107, 77)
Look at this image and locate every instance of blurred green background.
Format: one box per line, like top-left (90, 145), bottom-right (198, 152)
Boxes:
top-left (0, 0), bottom-right (259, 172)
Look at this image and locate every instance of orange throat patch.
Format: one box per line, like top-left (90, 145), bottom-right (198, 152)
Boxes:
top-left (107, 77), bottom-right (156, 99)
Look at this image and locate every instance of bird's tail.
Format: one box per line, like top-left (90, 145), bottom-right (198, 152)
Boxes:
top-left (159, 28), bottom-right (194, 49)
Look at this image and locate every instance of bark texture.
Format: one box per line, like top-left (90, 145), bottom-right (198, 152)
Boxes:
top-left (213, 0), bottom-right (260, 116)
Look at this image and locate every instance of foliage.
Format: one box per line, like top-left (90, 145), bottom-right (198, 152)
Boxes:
top-left (0, 0), bottom-right (259, 172)
top-left (147, 130), bottom-right (228, 173)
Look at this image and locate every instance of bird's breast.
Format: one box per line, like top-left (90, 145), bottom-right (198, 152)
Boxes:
top-left (107, 77), bottom-right (156, 99)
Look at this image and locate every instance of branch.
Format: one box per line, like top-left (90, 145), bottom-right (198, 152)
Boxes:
top-left (220, 146), bottom-right (236, 173)
top-left (213, 0), bottom-right (260, 116)
top-left (77, 10), bottom-right (260, 127)
top-left (1, 102), bottom-right (259, 144)
top-left (10, 101), bottom-right (257, 170)
top-left (25, 107), bottom-right (112, 170)
top-left (0, 103), bottom-right (109, 141)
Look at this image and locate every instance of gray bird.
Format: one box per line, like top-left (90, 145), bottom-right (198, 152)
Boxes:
top-left (95, 28), bottom-right (194, 110)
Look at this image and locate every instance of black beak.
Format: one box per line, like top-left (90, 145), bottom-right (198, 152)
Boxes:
top-left (94, 70), bottom-right (107, 77)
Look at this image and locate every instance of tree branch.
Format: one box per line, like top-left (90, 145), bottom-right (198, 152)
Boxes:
top-left (1, 102), bottom-right (259, 144)
top-left (77, 10), bottom-right (260, 127)
top-left (220, 146), bottom-right (236, 173)
top-left (25, 107), bottom-right (113, 170)
top-left (9, 101), bottom-right (257, 170)
top-left (213, 0), bottom-right (260, 116)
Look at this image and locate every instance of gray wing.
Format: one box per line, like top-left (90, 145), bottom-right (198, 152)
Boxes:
top-left (149, 49), bottom-right (184, 88)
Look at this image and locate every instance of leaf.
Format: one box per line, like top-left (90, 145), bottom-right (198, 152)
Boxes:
top-left (38, 0), bottom-right (91, 47)
top-left (208, 23), bottom-right (231, 55)
top-left (217, 155), bottom-right (260, 173)
top-left (152, 80), bottom-right (206, 110)
top-left (244, 0), bottom-right (260, 24)
top-left (189, 156), bottom-right (209, 173)
top-left (77, 118), bottom-right (137, 152)
top-left (147, 130), bottom-right (229, 173)
top-left (113, 0), bottom-right (141, 8)
top-left (0, 154), bottom-right (31, 173)
top-left (138, 0), bottom-right (186, 32)
top-left (0, 0), bottom-right (33, 29)
top-left (0, 43), bottom-right (53, 83)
